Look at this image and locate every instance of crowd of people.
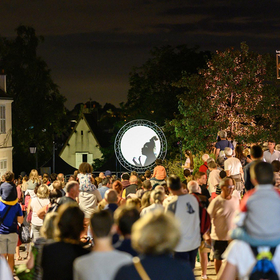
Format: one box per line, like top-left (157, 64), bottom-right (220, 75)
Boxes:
top-left (0, 130), bottom-right (280, 280)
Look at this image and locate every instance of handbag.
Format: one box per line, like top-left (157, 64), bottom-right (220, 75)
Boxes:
top-left (133, 257), bottom-right (151, 280)
top-left (18, 223), bottom-right (31, 244)
top-left (0, 206), bottom-right (11, 226)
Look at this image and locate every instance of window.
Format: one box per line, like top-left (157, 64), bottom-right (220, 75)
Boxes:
top-left (0, 105), bottom-right (5, 134)
top-left (0, 159), bottom-right (7, 177)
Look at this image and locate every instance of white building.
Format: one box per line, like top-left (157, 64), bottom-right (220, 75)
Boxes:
top-left (0, 74), bottom-right (13, 176)
top-left (59, 113), bottom-right (103, 169)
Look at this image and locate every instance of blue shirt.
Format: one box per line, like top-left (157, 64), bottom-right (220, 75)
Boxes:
top-left (98, 186), bottom-right (109, 199)
top-left (215, 140), bottom-right (234, 151)
top-left (0, 202), bottom-right (22, 234)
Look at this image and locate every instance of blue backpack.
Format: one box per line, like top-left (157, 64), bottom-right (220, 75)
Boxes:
top-left (249, 246), bottom-right (279, 280)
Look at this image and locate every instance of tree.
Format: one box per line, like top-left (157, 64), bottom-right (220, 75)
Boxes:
top-left (125, 45), bottom-right (210, 126)
top-left (0, 26), bottom-right (68, 174)
top-left (171, 43), bottom-right (280, 153)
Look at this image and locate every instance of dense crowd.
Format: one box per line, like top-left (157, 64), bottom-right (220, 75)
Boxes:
top-left (1, 130), bottom-right (280, 280)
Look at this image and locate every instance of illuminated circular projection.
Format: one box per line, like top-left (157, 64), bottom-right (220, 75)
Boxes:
top-left (114, 119), bottom-right (167, 172)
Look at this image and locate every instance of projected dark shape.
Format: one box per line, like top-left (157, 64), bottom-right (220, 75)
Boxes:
top-left (133, 136), bottom-right (158, 167)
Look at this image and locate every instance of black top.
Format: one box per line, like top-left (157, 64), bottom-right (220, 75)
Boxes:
top-left (114, 254), bottom-right (195, 280)
top-left (114, 238), bottom-right (138, 257)
top-left (42, 241), bottom-right (90, 280)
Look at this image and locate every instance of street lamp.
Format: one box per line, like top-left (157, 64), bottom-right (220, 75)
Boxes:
top-left (29, 143), bottom-right (38, 171)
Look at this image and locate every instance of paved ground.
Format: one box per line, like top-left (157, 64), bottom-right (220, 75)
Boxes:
top-left (194, 260), bottom-right (217, 280)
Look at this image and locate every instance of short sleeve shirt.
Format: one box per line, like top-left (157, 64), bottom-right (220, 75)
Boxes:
top-left (215, 140), bottom-right (234, 151)
top-left (0, 202), bottom-right (22, 234)
top-left (263, 150), bottom-right (280, 163)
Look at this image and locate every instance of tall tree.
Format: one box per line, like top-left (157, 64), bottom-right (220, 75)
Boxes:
top-left (0, 26), bottom-right (68, 174)
top-left (125, 45), bottom-right (210, 126)
top-left (171, 43), bottom-right (280, 153)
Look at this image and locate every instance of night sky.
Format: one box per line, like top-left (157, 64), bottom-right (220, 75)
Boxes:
top-left (1, 0), bottom-right (279, 109)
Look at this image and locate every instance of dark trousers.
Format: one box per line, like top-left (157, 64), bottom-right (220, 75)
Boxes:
top-left (174, 248), bottom-right (198, 269)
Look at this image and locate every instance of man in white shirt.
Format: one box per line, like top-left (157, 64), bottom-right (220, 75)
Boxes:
top-left (263, 139), bottom-right (280, 163)
top-left (207, 177), bottom-right (239, 274)
top-left (165, 175), bottom-right (200, 270)
top-left (224, 147), bottom-right (243, 192)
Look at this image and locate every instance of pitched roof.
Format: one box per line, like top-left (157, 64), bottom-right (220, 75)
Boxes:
top-left (0, 88), bottom-right (13, 100)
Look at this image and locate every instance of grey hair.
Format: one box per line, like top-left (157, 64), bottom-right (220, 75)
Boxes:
top-left (219, 130), bottom-right (227, 138)
top-left (224, 147), bottom-right (233, 156)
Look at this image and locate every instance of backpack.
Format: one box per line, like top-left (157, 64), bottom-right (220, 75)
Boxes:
top-left (192, 193), bottom-right (211, 235)
top-left (249, 246), bottom-right (279, 280)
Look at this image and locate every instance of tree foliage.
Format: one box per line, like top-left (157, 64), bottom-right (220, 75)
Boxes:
top-left (171, 43), bottom-right (280, 154)
top-left (125, 45), bottom-right (210, 126)
top-left (0, 26), bottom-right (68, 173)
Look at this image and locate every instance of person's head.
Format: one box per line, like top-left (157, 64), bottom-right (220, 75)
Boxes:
top-left (102, 177), bottom-right (111, 187)
top-left (206, 157), bottom-right (215, 164)
top-left (150, 189), bottom-right (165, 204)
top-left (144, 170), bottom-right (152, 179)
top-left (219, 177), bottom-right (234, 198)
top-left (50, 173), bottom-right (57, 182)
top-left (49, 188), bottom-right (63, 204)
top-left (272, 160), bottom-right (280, 173)
top-left (99, 172), bottom-right (105, 179)
top-left (112, 180), bottom-right (123, 194)
top-left (78, 162), bottom-right (93, 174)
top-left (121, 173), bottom-right (130, 181)
top-left (57, 173), bottom-right (64, 182)
top-left (105, 189), bottom-right (118, 204)
top-left (127, 197), bottom-right (141, 209)
top-left (104, 170), bottom-right (112, 178)
top-left (268, 140), bottom-right (276, 151)
top-left (129, 175), bottom-right (138, 185)
top-left (183, 169), bottom-right (191, 178)
top-left (184, 150), bottom-right (192, 157)
top-left (224, 147), bottom-right (233, 157)
top-left (132, 211), bottom-right (180, 255)
top-left (55, 204), bottom-right (84, 241)
top-left (40, 212), bottom-right (58, 239)
top-left (216, 156), bottom-right (225, 168)
top-left (250, 145), bottom-right (263, 160)
top-left (187, 180), bottom-right (201, 194)
top-left (90, 210), bottom-right (114, 238)
top-left (140, 191), bottom-right (151, 209)
top-left (52, 180), bottom-right (63, 190)
top-left (201, 154), bottom-right (209, 162)
top-left (29, 169), bottom-right (39, 182)
top-left (4, 171), bottom-right (14, 183)
top-left (131, 171), bottom-right (138, 177)
top-left (219, 170), bottom-right (227, 179)
top-left (219, 130), bottom-right (227, 139)
top-left (251, 161), bottom-right (274, 185)
top-left (142, 180), bottom-right (152, 191)
top-left (114, 206), bottom-right (140, 237)
top-left (155, 159), bottom-right (163, 166)
top-left (167, 175), bottom-right (181, 191)
top-left (65, 181), bottom-right (79, 199)
top-left (37, 184), bottom-right (49, 199)
top-left (195, 172), bottom-right (207, 185)
top-left (208, 161), bottom-right (217, 170)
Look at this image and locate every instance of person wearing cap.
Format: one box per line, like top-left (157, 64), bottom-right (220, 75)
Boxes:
top-left (104, 170), bottom-right (112, 178)
top-left (0, 171), bottom-right (23, 273)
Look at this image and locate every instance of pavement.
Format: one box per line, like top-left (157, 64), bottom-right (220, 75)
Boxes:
top-left (194, 260), bottom-right (217, 280)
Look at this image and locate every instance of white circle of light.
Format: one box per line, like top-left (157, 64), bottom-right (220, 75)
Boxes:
top-left (120, 126), bottom-right (161, 167)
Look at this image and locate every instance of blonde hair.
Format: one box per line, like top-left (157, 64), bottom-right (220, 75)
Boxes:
top-left (126, 198), bottom-right (141, 209)
top-left (132, 211), bottom-right (180, 255)
top-left (40, 212), bottom-right (58, 239)
top-left (37, 184), bottom-right (50, 199)
top-left (29, 169), bottom-right (39, 184)
top-left (150, 189), bottom-right (165, 204)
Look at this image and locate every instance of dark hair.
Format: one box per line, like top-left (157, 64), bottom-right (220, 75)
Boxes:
top-left (49, 188), bottom-right (63, 204)
top-left (90, 210), bottom-right (113, 238)
top-left (56, 204), bottom-right (84, 241)
top-left (155, 159), bottom-right (163, 166)
top-left (144, 170), bottom-right (152, 179)
top-left (254, 161), bottom-right (274, 184)
top-left (268, 139), bottom-right (276, 144)
top-left (194, 172), bottom-right (206, 180)
top-left (142, 180), bottom-right (152, 190)
top-left (235, 145), bottom-right (245, 161)
top-left (121, 173), bottom-right (130, 181)
top-left (50, 173), bottom-right (57, 182)
top-left (272, 160), bottom-right (280, 172)
top-left (115, 207), bottom-right (140, 236)
top-left (219, 170), bottom-right (227, 179)
top-left (183, 169), bottom-right (191, 178)
top-left (167, 175), bottom-right (181, 191)
top-left (250, 145), bottom-right (263, 159)
top-left (4, 171), bottom-right (14, 182)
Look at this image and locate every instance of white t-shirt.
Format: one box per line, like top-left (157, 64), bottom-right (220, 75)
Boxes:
top-left (141, 203), bottom-right (164, 216)
top-left (31, 197), bottom-right (50, 226)
top-left (184, 158), bottom-right (193, 173)
top-left (0, 257), bottom-right (13, 280)
top-left (73, 250), bottom-right (132, 280)
top-left (208, 169), bottom-right (221, 194)
top-left (223, 240), bottom-right (280, 280)
top-left (166, 194), bottom-right (200, 252)
top-left (224, 157), bottom-right (242, 176)
top-left (207, 195), bottom-right (239, 240)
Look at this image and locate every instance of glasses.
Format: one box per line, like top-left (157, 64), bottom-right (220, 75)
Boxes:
top-left (227, 185), bottom-right (234, 189)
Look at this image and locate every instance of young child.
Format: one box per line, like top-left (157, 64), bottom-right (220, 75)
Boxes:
top-left (77, 162), bottom-right (96, 192)
top-left (152, 159), bottom-right (167, 181)
top-left (0, 171), bottom-right (17, 205)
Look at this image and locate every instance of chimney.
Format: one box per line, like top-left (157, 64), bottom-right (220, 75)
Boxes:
top-left (0, 70), bottom-right (6, 92)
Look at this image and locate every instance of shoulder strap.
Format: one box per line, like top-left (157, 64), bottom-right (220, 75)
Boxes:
top-left (250, 246), bottom-right (277, 258)
top-left (133, 257), bottom-right (151, 280)
top-left (1, 206), bottom-right (12, 223)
